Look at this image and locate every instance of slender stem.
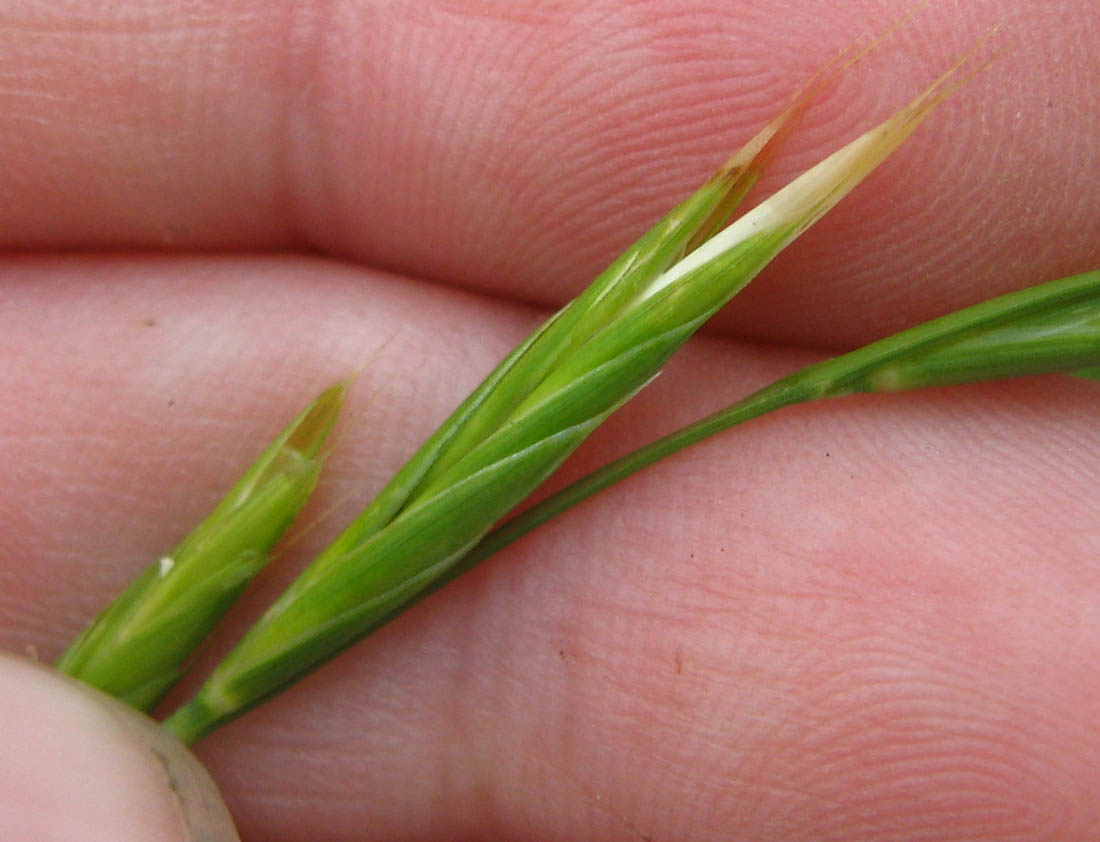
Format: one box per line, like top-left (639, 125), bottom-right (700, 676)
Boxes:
top-left (466, 379), bottom-right (809, 566)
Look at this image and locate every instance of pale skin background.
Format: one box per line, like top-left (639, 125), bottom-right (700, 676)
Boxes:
top-left (2, 0), bottom-right (1100, 840)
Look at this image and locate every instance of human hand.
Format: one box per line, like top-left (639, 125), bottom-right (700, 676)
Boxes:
top-left (0, 653), bottom-right (237, 841)
top-left (2, 2), bottom-right (1098, 840)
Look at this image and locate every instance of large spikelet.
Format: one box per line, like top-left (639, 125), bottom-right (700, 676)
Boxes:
top-left (161, 55), bottom-right (981, 743)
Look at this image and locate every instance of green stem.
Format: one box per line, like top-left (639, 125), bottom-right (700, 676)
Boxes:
top-left (466, 378), bottom-right (808, 566)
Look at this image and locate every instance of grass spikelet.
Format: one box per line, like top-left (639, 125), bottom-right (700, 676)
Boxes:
top-left (56, 382), bottom-right (346, 710)
top-left (858, 274), bottom-right (1100, 391)
top-left (160, 62), bottom-right (971, 743)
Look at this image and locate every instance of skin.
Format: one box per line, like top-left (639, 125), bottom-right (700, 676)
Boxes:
top-left (1, 1), bottom-right (1099, 840)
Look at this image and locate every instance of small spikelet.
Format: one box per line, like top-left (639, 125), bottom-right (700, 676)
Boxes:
top-left (57, 382), bottom-right (347, 711)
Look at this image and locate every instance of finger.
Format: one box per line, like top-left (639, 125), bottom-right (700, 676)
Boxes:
top-left (3, 0), bottom-right (1098, 345)
top-left (3, 258), bottom-right (1098, 840)
top-left (0, 653), bottom-right (238, 841)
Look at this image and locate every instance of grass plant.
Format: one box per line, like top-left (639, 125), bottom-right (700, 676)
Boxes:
top-left (51, 43), bottom-right (1097, 748)
top-left (202, 271), bottom-right (1100, 686)
top-left (159, 65), bottom-right (990, 744)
